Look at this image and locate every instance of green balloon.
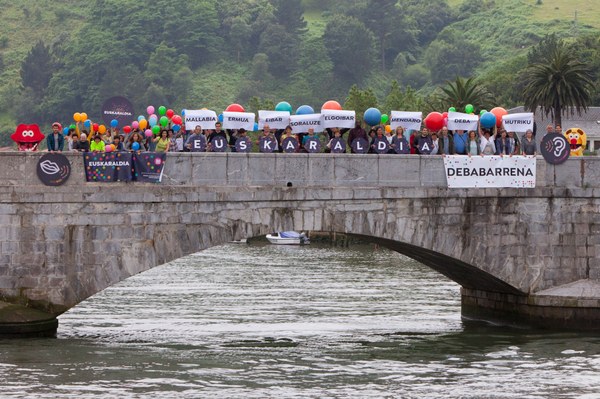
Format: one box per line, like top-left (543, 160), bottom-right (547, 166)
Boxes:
top-left (275, 101), bottom-right (293, 113)
top-left (160, 116), bottom-right (169, 127)
top-left (448, 107), bottom-right (456, 113)
top-left (465, 104), bottom-right (474, 114)
top-left (152, 125), bottom-right (160, 135)
top-left (381, 114), bottom-right (389, 124)
top-left (480, 109), bottom-right (487, 116)
top-left (158, 106), bottom-right (167, 116)
top-left (69, 124), bottom-right (76, 130)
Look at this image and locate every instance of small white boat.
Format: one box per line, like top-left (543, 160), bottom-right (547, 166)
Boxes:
top-left (266, 231), bottom-right (310, 245)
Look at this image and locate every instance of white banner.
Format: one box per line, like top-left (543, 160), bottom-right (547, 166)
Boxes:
top-left (390, 111), bottom-right (422, 132)
top-left (185, 109), bottom-right (218, 131)
top-left (321, 109), bottom-right (355, 129)
top-left (443, 155), bottom-right (536, 188)
top-left (502, 113), bottom-right (534, 133)
top-left (289, 114), bottom-right (324, 134)
top-left (258, 110), bottom-right (290, 130)
top-left (448, 112), bottom-right (479, 132)
top-left (222, 112), bottom-right (256, 131)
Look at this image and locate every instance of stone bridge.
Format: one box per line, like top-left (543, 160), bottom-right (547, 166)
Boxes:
top-left (1, 152), bottom-right (600, 335)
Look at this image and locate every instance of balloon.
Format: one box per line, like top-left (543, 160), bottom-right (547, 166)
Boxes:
top-left (110, 119), bottom-right (118, 128)
top-left (171, 115), bottom-right (183, 125)
top-left (295, 105), bottom-right (314, 115)
top-left (166, 109), bottom-right (174, 119)
top-left (253, 122), bottom-right (259, 131)
top-left (448, 107), bottom-right (456, 113)
top-left (181, 109), bottom-right (186, 116)
top-left (139, 119), bottom-right (148, 130)
top-left (149, 118), bottom-right (157, 127)
top-left (322, 100), bottom-right (342, 110)
top-left (98, 125), bottom-right (107, 134)
top-left (159, 116), bottom-right (169, 127)
top-left (92, 123), bottom-right (99, 132)
top-left (145, 129), bottom-right (153, 138)
top-left (84, 120), bottom-right (92, 128)
top-left (138, 115), bottom-right (145, 122)
top-left (225, 103), bottom-right (245, 113)
top-left (147, 106), bottom-right (155, 115)
top-left (480, 109), bottom-right (487, 116)
top-left (73, 112), bottom-right (82, 122)
top-left (105, 144), bottom-right (113, 153)
top-left (218, 114), bottom-right (224, 122)
top-left (131, 121), bottom-right (139, 129)
top-left (443, 117), bottom-right (448, 127)
top-left (132, 142), bottom-right (141, 151)
top-left (80, 113), bottom-right (88, 121)
top-left (442, 112), bottom-right (448, 119)
top-left (275, 101), bottom-right (293, 113)
top-left (63, 127), bottom-right (69, 135)
top-left (424, 112), bottom-right (444, 131)
top-left (490, 107), bottom-right (508, 127)
top-left (173, 124), bottom-right (181, 132)
top-left (363, 107), bottom-right (382, 126)
top-left (158, 106), bottom-right (167, 116)
top-left (465, 104), bottom-right (474, 114)
top-left (480, 112), bottom-right (497, 129)
top-left (385, 125), bottom-right (392, 133)
top-left (152, 125), bottom-right (160, 135)
top-left (149, 114), bottom-right (157, 121)
top-left (69, 124), bottom-right (76, 130)
top-left (123, 126), bottom-right (132, 134)
top-left (381, 114), bottom-right (389, 124)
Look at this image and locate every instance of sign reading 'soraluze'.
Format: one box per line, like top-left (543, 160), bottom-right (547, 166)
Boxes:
top-left (390, 111), bottom-right (422, 132)
top-left (448, 112), bottom-right (479, 132)
top-left (258, 110), bottom-right (290, 130)
top-left (443, 155), bottom-right (536, 188)
top-left (185, 109), bottom-right (218, 131)
top-left (223, 111), bottom-right (256, 131)
top-left (290, 114), bottom-right (324, 134)
top-left (321, 109), bottom-right (356, 129)
top-left (502, 113), bottom-right (534, 133)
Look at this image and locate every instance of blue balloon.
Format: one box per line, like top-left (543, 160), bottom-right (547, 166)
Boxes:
top-left (173, 124), bottom-right (181, 132)
top-left (110, 119), bottom-right (118, 128)
top-left (132, 142), bottom-right (140, 151)
top-left (364, 107), bottom-right (382, 126)
top-left (275, 101), bottom-right (293, 113)
top-left (218, 114), bottom-right (224, 123)
top-left (138, 115), bottom-right (145, 122)
top-left (181, 109), bottom-right (186, 116)
top-left (480, 112), bottom-right (496, 129)
top-left (63, 127), bottom-right (69, 135)
top-left (84, 119), bottom-right (91, 128)
top-left (295, 105), bottom-right (314, 115)
top-left (254, 122), bottom-right (259, 131)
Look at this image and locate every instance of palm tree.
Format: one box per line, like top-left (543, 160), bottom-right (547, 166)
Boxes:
top-left (427, 76), bottom-right (494, 113)
top-left (522, 40), bottom-right (594, 127)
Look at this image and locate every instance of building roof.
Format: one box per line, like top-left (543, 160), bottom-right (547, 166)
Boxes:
top-left (509, 106), bottom-right (600, 138)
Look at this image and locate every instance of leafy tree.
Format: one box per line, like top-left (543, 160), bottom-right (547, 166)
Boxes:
top-left (401, 64), bottom-right (430, 89)
top-left (20, 41), bottom-right (54, 96)
top-left (344, 85), bottom-right (379, 119)
top-left (522, 39), bottom-right (594, 127)
top-left (272, 0), bottom-right (307, 36)
top-left (287, 37), bottom-right (334, 106)
top-left (383, 80), bottom-right (424, 112)
top-left (432, 76), bottom-right (494, 111)
top-left (323, 16), bottom-right (376, 82)
top-left (424, 29), bottom-right (483, 83)
top-left (258, 24), bottom-right (298, 78)
top-left (399, 0), bottom-right (455, 46)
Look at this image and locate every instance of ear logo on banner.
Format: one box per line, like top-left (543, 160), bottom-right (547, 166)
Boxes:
top-left (540, 133), bottom-right (570, 165)
top-left (37, 153), bottom-right (71, 186)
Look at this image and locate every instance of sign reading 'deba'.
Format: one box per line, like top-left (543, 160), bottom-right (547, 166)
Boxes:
top-left (258, 110), bottom-right (290, 130)
top-left (290, 114), bottom-right (324, 134)
top-left (448, 112), bottom-right (479, 132)
top-left (443, 155), bottom-right (536, 188)
top-left (390, 111), bottom-right (422, 132)
top-left (223, 112), bottom-right (256, 131)
top-left (185, 109), bottom-right (218, 131)
top-left (321, 109), bottom-right (356, 129)
top-left (502, 113), bottom-right (534, 133)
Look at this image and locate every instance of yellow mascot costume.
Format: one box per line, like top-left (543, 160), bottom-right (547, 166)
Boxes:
top-left (564, 128), bottom-right (587, 157)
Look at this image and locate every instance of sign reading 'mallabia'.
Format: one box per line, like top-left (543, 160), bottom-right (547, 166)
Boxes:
top-left (185, 109), bottom-right (218, 131)
top-left (443, 155), bottom-right (536, 188)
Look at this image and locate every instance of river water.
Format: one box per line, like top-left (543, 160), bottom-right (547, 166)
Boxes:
top-left (1, 243), bottom-right (600, 398)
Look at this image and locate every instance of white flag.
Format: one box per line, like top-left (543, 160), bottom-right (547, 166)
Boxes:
top-left (222, 112), bottom-right (256, 131)
top-left (502, 113), bottom-right (534, 133)
top-left (390, 111), bottom-right (422, 132)
top-left (321, 109), bottom-right (355, 129)
top-left (184, 109), bottom-right (218, 131)
top-left (258, 110), bottom-right (290, 130)
top-left (448, 112), bottom-right (479, 131)
top-left (289, 114), bottom-right (324, 134)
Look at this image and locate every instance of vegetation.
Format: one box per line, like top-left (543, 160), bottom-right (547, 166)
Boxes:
top-left (0, 0), bottom-right (599, 146)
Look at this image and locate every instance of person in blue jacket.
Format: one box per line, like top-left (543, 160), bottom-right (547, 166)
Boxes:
top-left (46, 122), bottom-right (64, 152)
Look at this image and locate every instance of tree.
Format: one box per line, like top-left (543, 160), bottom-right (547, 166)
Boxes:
top-left (258, 24), bottom-right (298, 78)
top-left (424, 28), bottom-right (482, 83)
top-left (522, 39), bottom-right (594, 127)
top-left (344, 85), bottom-right (379, 120)
top-left (431, 76), bottom-right (494, 111)
top-left (20, 41), bottom-right (54, 96)
top-left (399, 0), bottom-right (455, 46)
top-left (383, 80), bottom-right (424, 113)
top-left (272, 0), bottom-right (307, 37)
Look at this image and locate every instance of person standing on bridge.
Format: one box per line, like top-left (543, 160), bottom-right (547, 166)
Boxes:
top-left (46, 122), bottom-right (64, 152)
top-left (521, 129), bottom-right (537, 156)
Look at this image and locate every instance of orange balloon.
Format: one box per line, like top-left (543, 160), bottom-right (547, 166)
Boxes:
top-left (73, 112), bottom-right (82, 122)
top-left (490, 107), bottom-right (508, 128)
top-left (139, 119), bottom-right (148, 130)
top-left (385, 125), bottom-right (392, 133)
top-left (81, 112), bottom-right (88, 121)
top-left (98, 125), bottom-right (107, 134)
top-left (322, 100), bottom-right (342, 111)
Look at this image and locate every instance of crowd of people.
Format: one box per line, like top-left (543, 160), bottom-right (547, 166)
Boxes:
top-left (44, 119), bottom-right (555, 156)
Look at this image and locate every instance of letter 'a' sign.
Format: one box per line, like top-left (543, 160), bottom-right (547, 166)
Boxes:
top-left (282, 137), bottom-right (299, 153)
top-left (223, 112), bottom-right (256, 131)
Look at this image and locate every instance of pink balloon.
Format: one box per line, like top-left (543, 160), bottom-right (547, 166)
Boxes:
top-left (105, 144), bottom-right (113, 153)
top-left (149, 114), bottom-right (157, 121)
top-left (443, 117), bottom-right (448, 127)
top-left (145, 129), bottom-right (153, 138)
top-left (131, 121), bottom-right (139, 129)
top-left (147, 106), bottom-right (155, 115)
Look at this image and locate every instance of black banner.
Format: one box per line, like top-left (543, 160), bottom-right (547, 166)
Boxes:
top-left (37, 153), bottom-right (71, 186)
top-left (84, 152), bottom-right (133, 182)
top-left (132, 152), bottom-right (166, 183)
top-left (102, 96), bottom-right (135, 126)
top-left (541, 133), bottom-right (570, 165)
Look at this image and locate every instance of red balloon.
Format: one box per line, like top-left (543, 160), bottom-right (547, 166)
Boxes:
top-left (322, 100), bottom-right (342, 111)
top-left (442, 112), bottom-right (448, 119)
top-left (424, 112), bottom-right (444, 131)
top-left (92, 123), bottom-right (99, 132)
top-left (225, 103), bottom-right (245, 113)
top-left (171, 115), bottom-right (183, 125)
top-left (490, 107), bottom-right (508, 128)
top-left (166, 109), bottom-right (174, 119)
top-left (123, 126), bottom-right (132, 134)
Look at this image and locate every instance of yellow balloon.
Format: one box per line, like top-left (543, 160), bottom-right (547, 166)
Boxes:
top-left (73, 112), bottom-right (82, 122)
top-left (81, 112), bottom-right (88, 121)
top-left (99, 125), bottom-right (107, 134)
top-left (139, 119), bottom-right (148, 130)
